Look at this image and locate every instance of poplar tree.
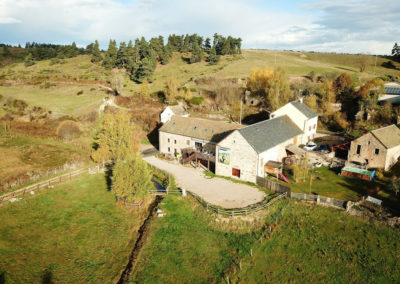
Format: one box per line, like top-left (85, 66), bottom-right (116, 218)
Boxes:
top-left (112, 154), bottom-right (152, 202)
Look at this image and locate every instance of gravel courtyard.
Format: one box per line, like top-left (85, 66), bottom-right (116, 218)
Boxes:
top-left (143, 155), bottom-right (266, 209)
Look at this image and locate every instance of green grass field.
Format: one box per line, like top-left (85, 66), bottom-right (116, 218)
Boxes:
top-left (231, 201), bottom-right (400, 283)
top-left (130, 195), bottom-right (400, 283)
top-left (0, 174), bottom-right (144, 283)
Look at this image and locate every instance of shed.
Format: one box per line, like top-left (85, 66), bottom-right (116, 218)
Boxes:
top-left (341, 166), bottom-right (375, 181)
top-left (264, 160), bottom-right (282, 176)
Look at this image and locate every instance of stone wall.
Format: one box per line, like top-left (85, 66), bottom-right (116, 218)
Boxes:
top-left (159, 131), bottom-right (216, 156)
top-left (348, 132), bottom-right (387, 169)
top-left (216, 131), bottom-right (258, 183)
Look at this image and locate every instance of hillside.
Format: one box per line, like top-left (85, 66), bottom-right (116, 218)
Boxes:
top-left (1, 51), bottom-right (399, 116)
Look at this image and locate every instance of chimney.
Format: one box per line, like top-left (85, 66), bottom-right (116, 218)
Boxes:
top-left (298, 98), bottom-right (303, 103)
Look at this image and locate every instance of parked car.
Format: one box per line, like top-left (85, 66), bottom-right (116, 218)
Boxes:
top-left (316, 144), bottom-right (331, 153)
top-left (304, 141), bottom-right (317, 151)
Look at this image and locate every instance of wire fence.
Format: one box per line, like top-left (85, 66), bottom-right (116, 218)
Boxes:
top-left (291, 192), bottom-right (346, 209)
top-left (0, 164), bottom-right (103, 205)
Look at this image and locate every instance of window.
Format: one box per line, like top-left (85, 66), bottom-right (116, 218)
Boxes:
top-left (368, 140), bottom-right (371, 146)
top-left (168, 138), bottom-right (170, 143)
top-left (174, 139), bottom-right (177, 144)
top-left (186, 140), bottom-right (190, 146)
top-left (168, 147), bottom-right (170, 152)
top-left (375, 148), bottom-right (380, 155)
top-left (356, 145), bottom-right (361, 155)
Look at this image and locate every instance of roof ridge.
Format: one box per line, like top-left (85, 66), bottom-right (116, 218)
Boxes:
top-left (238, 115), bottom-right (286, 131)
top-left (371, 124), bottom-right (396, 133)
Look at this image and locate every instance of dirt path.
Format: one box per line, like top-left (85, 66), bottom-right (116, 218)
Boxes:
top-left (143, 155), bottom-right (266, 209)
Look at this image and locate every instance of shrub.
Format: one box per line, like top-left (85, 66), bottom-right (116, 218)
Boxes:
top-left (76, 90), bottom-right (84, 96)
top-left (56, 120), bottom-right (81, 140)
top-left (190, 88), bottom-right (197, 92)
top-left (187, 96), bottom-right (204, 105)
top-left (49, 58), bottom-right (60, 65)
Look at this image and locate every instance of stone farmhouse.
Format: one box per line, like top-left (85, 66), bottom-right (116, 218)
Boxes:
top-left (158, 100), bottom-right (318, 182)
top-left (160, 103), bottom-right (189, 123)
top-left (348, 124), bottom-right (400, 171)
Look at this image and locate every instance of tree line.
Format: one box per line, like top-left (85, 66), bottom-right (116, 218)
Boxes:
top-left (91, 33), bottom-right (242, 83)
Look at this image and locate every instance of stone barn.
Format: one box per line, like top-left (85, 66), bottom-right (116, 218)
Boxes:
top-left (215, 115), bottom-right (303, 183)
top-left (348, 124), bottom-right (400, 171)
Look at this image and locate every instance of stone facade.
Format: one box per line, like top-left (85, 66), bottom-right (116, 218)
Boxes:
top-left (348, 132), bottom-right (387, 169)
top-left (159, 131), bottom-right (216, 156)
top-left (216, 131), bottom-right (258, 183)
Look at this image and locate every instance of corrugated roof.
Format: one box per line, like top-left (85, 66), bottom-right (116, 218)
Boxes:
top-left (385, 87), bottom-right (400, 95)
top-left (290, 101), bottom-right (318, 119)
top-left (238, 115), bottom-right (303, 154)
top-left (371, 124), bottom-right (400, 149)
top-left (159, 116), bottom-right (242, 143)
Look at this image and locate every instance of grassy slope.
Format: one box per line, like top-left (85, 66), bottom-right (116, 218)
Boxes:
top-left (215, 50), bottom-right (400, 79)
top-left (0, 174), bottom-right (143, 283)
top-left (232, 201), bottom-right (400, 283)
top-left (131, 196), bottom-right (400, 283)
top-left (0, 135), bottom-right (88, 184)
top-left (2, 51), bottom-right (398, 114)
top-left (130, 195), bottom-right (258, 283)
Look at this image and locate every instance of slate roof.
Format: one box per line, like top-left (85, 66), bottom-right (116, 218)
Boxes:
top-left (290, 101), bottom-right (318, 119)
top-left (371, 124), bottom-right (400, 149)
top-left (159, 116), bottom-right (242, 143)
top-left (237, 115), bottom-right (303, 154)
top-left (169, 105), bottom-right (189, 116)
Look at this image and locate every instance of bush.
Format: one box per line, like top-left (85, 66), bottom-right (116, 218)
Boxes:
top-left (76, 90), bottom-right (84, 96)
top-left (187, 96), bottom-right (204, 105)
top-left (190, 88), bottom-right (197, 92)
top-left (49, 58), bottom-right (60, 65)
top-left (56, 120), bottom-right (81, 140)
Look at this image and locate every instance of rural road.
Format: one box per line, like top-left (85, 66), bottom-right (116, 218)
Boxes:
top-left (141, 145), bottom-right (266, 208)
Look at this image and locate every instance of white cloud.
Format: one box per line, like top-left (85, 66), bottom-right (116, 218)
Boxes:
top-left (0, 0), bottom-right (398, 54)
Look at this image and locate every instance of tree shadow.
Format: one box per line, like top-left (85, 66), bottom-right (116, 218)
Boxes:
top-left (180, 55), bottom-right (191, 64)
top-left (242, 110), bottom-right (269, 125)
top-left (0, 271), bottom-right (5, 284)
top-left (105, 164), bottom-right (113, 191)
top-left (41, 268), bottom-right (53, 284)
top-left (147, 123), bottom-right (162, 150)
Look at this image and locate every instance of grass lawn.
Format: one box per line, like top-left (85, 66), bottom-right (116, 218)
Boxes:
top-left (231, 201), bottom-right (400, 283)
top-left (0, 173), bottom-right (145, 283)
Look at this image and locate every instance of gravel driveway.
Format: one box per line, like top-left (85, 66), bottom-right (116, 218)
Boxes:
top-left (143, 155), bottom-right (266, 209)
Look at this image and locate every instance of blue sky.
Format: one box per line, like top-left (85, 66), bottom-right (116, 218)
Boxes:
top-left (0, 0), bottom-right (399, 54)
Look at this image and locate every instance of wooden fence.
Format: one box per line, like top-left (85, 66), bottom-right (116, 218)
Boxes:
top-left (256, 176), bottom-right (291, 194)
top-left (0, 164), bottom-right (102, 205)
top-left (188, 191), bottom-right (287, 216)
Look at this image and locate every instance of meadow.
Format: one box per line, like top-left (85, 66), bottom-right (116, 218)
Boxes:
top-left (0, 174), bottom-right (149, 283)
top-left (130, 195), bottom-right (400, 283)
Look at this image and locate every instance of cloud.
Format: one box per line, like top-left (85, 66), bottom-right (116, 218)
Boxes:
top-left (0, 0), bottom-right (398, 54)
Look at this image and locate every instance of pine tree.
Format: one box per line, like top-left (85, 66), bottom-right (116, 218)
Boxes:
top-left (160, 45), bottom-right (172, 65)
top-left (91, 40), bottom-right (102, 63)
top-left (190, 41), bottom-right (203, 64)
top-left (116, 42), bottom-right (128, 69)
top-left (102, 40), bottom-right (118, 69)
top-left (2, 45), bottom-right (11, 57)
top-left (203, 38), bottom-right (211, 52)
top-left (392, 42), bottom-right (400, 59)
top-left (206, 46), bottom-right (220, 64)
top-left (24, 53), bottom-right (35, 67)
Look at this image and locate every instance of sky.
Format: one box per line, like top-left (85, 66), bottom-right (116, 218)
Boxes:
top-left (0, 0), bottom-right (399, 54)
